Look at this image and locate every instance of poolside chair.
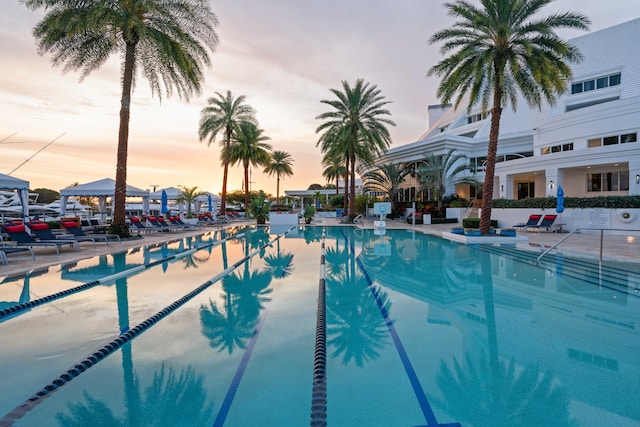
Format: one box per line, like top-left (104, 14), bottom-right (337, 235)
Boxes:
top-left (0, 223), bottom-right (78, 255)
top-left (26, 221), bottom-right (92, 248)
top-left (60, 220), bottom-right (121, 244)
top-left (513, 214), bottom-right (542, 230)
top-left (129, 216), bottom-right (158, 234)
top-left (526, 214), bottom-right (557, 232)
top-left (0, 246), bottom-right (36, 265)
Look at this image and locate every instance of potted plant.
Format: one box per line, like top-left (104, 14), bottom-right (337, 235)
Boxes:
top-left (247, 191), bottom-right (271, 224)
top-left (303, 205), bottom-right (316, 224)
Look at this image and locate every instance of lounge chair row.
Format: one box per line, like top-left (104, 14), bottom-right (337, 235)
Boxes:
top-left (128, 216), bottom-right (199, 234)
top-left (513, 214), bottom-right (558, 232)
top-left (0, 220), bottom-right (121, 263)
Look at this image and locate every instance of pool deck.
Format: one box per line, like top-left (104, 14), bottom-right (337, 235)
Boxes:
top-left (1, 218), bottom-right (638, 277)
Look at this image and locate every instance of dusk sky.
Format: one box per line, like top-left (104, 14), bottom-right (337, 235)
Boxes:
top-left (1, 0), bottom-right (637, 197)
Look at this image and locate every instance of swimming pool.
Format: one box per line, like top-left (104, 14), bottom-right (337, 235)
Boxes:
top-left (0, 226), bottom-right (638, 426)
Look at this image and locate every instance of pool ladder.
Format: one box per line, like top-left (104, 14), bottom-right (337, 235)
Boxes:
top-left (536, 227), bottom-right (637, 264)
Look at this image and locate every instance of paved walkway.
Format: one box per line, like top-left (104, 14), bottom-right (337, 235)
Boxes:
top-left (1, 219), bottom-right (638, 278)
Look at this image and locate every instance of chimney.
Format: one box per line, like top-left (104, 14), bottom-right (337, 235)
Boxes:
top-left (428, 104), bottom-right (451, 128)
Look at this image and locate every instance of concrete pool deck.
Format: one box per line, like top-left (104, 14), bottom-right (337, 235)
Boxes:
top-left (1, 218), bottom-right (639, 277)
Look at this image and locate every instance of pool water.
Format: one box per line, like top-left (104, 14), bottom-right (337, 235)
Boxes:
top-left (0, 226), bottom-right (638, 426)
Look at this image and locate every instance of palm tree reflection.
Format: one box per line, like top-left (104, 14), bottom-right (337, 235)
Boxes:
top-left (55, 364), bottom-right (213, 426)
top-left (435, 352), bottom-right (575, 427)
top-left (325, 229), bottom-right (391, 367)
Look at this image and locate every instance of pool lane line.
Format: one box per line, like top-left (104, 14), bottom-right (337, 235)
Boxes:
top-left (0, 231), bottom-right (249, 321)
top-left (311, 228), bottom-right (328, 427)
top-left (342, 229), bottom-right (460, 427)
top-left (212, 313), bottom-right (267, 427)
top-left (0, 232), bottom-right (288, 427)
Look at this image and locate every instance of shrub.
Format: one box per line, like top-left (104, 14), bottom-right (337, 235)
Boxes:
top-left (462, 217), bottom-right (498, 228)
top-left (491, 195), bottom-right (640, 209)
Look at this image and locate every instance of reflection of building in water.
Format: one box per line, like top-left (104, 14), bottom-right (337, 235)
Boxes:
top-left (358, 230), bottom-right (640, 422)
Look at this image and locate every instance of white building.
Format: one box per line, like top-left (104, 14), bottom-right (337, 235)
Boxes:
top-left (378, 18), bottom-right (640, 202)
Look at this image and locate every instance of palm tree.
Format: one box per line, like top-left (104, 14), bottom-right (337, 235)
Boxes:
top-left (417, 149), bottom-right (480, 210)
top-left (225, 122), bottom-right (272, 210)
top-left (322, 152), bottom-right (347, 196)
top-left (199, 91), bottom-right (257, 215)
top-left (25, 0), bottom-right (219, 237)
top-left (176, 185), bottom-right (202, 216)
top-left (264, 150), bottom-right (294, 204)
top-left (362, 163), bottom-right (413, 215)
top-left (316, 79), bottom-right (395, 218)
top-left (428, 0), bottom-right (588, 234)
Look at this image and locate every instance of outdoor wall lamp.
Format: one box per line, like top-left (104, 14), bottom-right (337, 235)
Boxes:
top-left (636, 174), bottom-right (640, 184)
top-left (501, 185), bottom-right (504, 192)
top-left (549, 181), bottom-right (554, 189)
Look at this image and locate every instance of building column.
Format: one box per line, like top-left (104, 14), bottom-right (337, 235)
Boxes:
top-left (630, 160), bottom-right (640, 196)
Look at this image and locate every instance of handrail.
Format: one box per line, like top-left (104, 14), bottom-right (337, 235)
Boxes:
top-left (536, 227), bottom-right (638, 264)
top-left (536, 228), bottom-right (582, 264)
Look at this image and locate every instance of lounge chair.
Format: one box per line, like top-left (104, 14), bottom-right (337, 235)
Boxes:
top-left (0, 223), bottom-right (78, 255)
top-left (513, 214), bottom-right (542, 230)
top-left (129, 216), bottom-right (158, 234)
top-left (0, 246), bottom-right (36, 265)
top-left (526, 214), bottom-right (557, 232)
top-left (60, 220), bottom-right (121, 244)
top-left (26, 221), bottom-right (92, 248)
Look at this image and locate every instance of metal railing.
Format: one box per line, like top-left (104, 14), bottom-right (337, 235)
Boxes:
top-left (536, 227), bottom-right (638, 264)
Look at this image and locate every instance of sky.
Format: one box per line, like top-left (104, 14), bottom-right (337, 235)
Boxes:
top-left (1, 0), bottom-right (637, 198)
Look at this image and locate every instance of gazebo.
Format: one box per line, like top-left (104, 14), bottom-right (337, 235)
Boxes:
top-left (0, 173), bottom-right (30, 222)
top-left (60, 178), bottom-right (149, 222)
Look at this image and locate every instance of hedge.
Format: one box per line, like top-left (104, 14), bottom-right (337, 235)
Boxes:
top-left (491, 195), bottom-right (640, 209)
top-left (462, 218), bottom-right (498, 228)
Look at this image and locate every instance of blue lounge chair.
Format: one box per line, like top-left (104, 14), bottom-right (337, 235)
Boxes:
top-left (526, 214), bottom-right (557, 232)
top-left (27, 221), bottom-right (92, 248)
top-left (129, 217), bottom-right (158, 234)
top-left (0, 223), bottom-right (78, 255)
top-left (60, 220), bottom-right (121, 244)
top-left (513, 214), bottom-right (542, 230)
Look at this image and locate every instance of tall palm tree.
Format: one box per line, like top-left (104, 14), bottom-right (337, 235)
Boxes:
top-left (362, 163), bottom-right (413, 215)
top-left (322, 152), bottom-right (347, 196)
top-left (176, 185), bottom-right (202, 216)
top-left (428, 0), bottom-right (589, 234)
top-left (264, 150), bottom-right (294, 204)
top-left (225, 122), bottom-right (272, 209)
top-left (316, 79), bottom-right (395, 218)
top-left (417, 149), bottom-right (480, 209)
top-left (25, 0), bottom-right (219, 237)
top-left (199, 91), bottom-right (257, 215)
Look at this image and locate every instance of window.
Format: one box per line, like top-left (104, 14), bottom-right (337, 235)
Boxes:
top-left (621, 133), bottom-right (637, 143)
top-left (571, 73), bottom-right (621, 94)
top-left (610, 74), bottom-right (621, 86)
top-left (583, 80), bottom-right (595, 91)
top-left (466, 112), bottom-right (487, 124)
top-left (596, 77), bottom-right (608, 89)
top-left (589, 132), bottom-right (637, 148)
top-left (541, 143), bottom-right (574, 154)
top-left (517, 182), bottom-right (535, 200)
top-left (588, 171), bottom-right (629, 192)
top-left (588, 138), bottom-right (601, 148)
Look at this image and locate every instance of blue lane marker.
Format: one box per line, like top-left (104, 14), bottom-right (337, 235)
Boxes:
top-left (213, 314), bottom-right (267, 427)
top-left (344, 230), bottom-right (460, 427)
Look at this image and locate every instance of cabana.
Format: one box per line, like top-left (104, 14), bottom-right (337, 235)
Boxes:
top-left (60, 178), bottom-right (149, 223)
top-left (0, 173), bottom-right (30, 223)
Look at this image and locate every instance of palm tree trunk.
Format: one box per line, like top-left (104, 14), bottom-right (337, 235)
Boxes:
top-left (220, 130), bottom-right (232, 216)
top-left (276, 174), bottom-right (280, 204)
top-left (243, 160), bottom-right (250, 210)
top-left (349, 151), bottom-right (356, 217)
top-left (480, 82), bottom-right (503, 235)
top-left (112, 42), bottom-right (135, 236)
top-left (343, 157), bottom-right (349, 216)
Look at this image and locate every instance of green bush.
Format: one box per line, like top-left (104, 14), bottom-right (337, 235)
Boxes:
top-left (432, 218), bottom-right (458, 224)
top-left (462, 217), bottom-right (498, 228)
top-left (491, 195), bottom-right (640, 209)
